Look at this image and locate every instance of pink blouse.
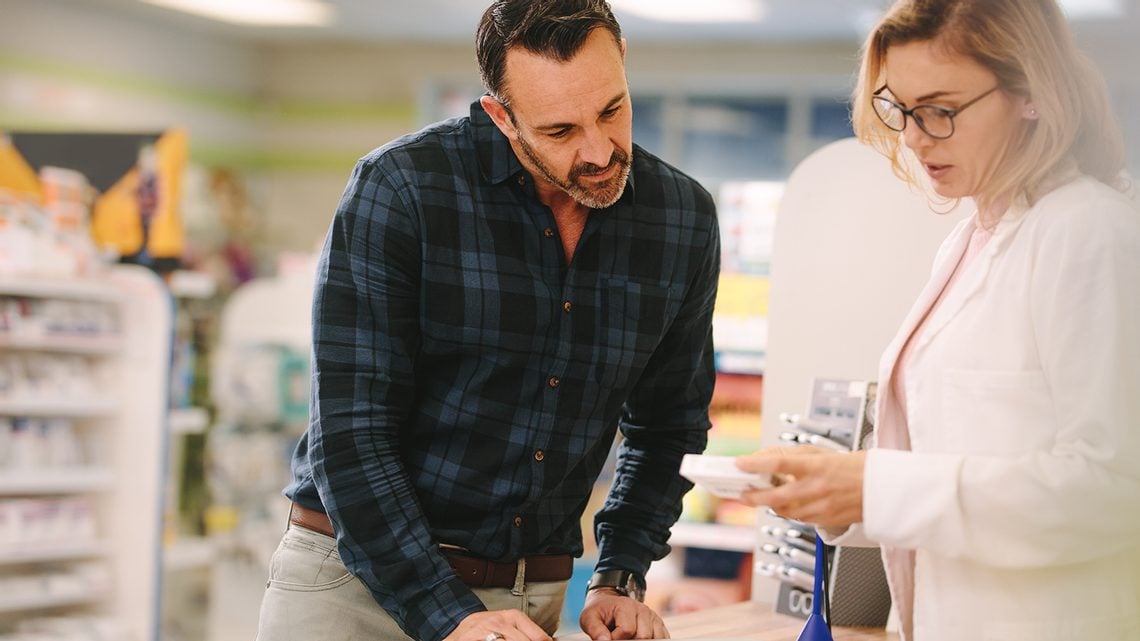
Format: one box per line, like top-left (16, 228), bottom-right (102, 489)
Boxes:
top-left (894, 220), bottom-right (993, 416)
top-left (886, 217), bottom-right (992, 639)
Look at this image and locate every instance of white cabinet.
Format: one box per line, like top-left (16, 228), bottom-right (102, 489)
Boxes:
top-left (0, 266), bottom-right (171, 641)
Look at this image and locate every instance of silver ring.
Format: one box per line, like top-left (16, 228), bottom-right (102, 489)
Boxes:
top-left (484, 633), bottom-right (505, 641)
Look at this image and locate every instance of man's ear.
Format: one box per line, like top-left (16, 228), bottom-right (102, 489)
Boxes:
top-left (620, 37), bottom-right (627, 61)
top-left (479, 95), bottom-right (518, 141)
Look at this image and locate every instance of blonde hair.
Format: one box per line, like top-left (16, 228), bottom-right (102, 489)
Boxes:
top-left (852, 0), bottom-right (1127, 212)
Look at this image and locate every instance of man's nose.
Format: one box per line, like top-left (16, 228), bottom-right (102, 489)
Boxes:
top-left (579, 125), bottom-right (615, 169)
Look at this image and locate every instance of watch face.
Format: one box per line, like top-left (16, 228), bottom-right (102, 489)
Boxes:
top-left (625, 577), bottom-right (646, 602)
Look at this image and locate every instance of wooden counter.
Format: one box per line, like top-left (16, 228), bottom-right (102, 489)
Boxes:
top-left (561, 601), bottom-right (898, 641)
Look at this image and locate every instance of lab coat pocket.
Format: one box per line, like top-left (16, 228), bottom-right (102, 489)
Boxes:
top-left (941, 368), bottom-right (1054, 457)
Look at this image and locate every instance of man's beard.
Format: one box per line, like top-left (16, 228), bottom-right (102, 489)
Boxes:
top-left (516, 132), bottom-right (632, 209)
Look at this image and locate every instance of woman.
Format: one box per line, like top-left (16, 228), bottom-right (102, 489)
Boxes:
top-left (736, 1), bottom-right (1140, 640)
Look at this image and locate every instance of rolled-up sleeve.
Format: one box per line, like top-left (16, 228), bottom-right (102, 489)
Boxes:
top-left (594, 189), bottom-right (721, 577)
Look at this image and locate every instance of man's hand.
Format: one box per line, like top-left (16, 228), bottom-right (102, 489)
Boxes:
top-left (579, 588), bottom-right (669, 640)
top-left (442, 609), bottom-right (551, 641)
top-left (735, 446), bottom-right (866, 528)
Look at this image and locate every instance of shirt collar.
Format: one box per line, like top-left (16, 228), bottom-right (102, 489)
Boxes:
top-left (471, 98), bottom-right (638, 201)
top-left (473, 99), bottom-right (524, 185)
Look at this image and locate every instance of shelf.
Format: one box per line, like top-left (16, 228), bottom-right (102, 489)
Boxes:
top-left (0, 590), bottom-right (101, 614)
top-left (0, 468), bottom-right (115, 495)
top-left (164, 537), bottom-right (217, 571)
top-left (0, 277), bottom-right (123, 303)
top-left (168, 270), bottom-right (217, 300)
top-left (670, 522), bottom-right (759, 553)
top-left (1, 265), bottom-right (169, 639)
top-left (0, 541), bottom-right (109, 565)
top-left (168, 407), bottom-right (209, 435)
top-left (0, 333), bottom-right (123, 355)
top-left (0, 397), bottom-right (118, 417)
top-left (714, 351), bottom-right (766, 376)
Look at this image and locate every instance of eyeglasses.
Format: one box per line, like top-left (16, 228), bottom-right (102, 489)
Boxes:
top-left (871, 85), bottom-right (1001, 140)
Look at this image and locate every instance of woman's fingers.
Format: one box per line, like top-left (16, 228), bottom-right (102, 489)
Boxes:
top-left (736, 450), bottom-right (867, 528)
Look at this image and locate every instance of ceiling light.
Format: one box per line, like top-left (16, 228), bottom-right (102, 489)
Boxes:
top-left (139, 0), bottom-right (333, 27)
top-left (1057, 0), bottom-right (1126, 18)
top-left (610, 0), bottom-right (764, 24)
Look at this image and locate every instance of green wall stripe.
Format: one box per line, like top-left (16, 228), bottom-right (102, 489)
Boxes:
top-left (1, 113), bottom-right (362, 172)
top-left (0, 114), bottom-right (122, 134)
top-left (190, 144), bottom-right (362, 172)
top-left (0, 53), bottom-right (259, 115)
top-left (0, 52), bottom-right (416, 124)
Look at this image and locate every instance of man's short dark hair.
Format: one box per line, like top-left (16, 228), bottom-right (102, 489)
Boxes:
top-left (476, 0), bottom-right (623, 106)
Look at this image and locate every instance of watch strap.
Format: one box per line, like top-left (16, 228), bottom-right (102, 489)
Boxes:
top-left (586, 569), bottom-right (646, 602)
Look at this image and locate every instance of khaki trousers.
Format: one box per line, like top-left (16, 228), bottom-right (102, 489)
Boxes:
top-left (256, 525), bottom-right (568, 641)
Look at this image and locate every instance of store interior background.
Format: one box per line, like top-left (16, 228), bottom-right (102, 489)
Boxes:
top-left (1, 1), bottom-right (1138, 640)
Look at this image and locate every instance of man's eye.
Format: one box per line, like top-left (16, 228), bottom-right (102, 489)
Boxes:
top-left (601, 108), bottom-right (620, 119)
top-left (549, 129), bottom-right (571, 139)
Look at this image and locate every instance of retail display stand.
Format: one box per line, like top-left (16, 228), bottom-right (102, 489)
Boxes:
top-left (760, 379), bottom-right (890, 628)
top-left (0, 265), bottom-right (171, 641)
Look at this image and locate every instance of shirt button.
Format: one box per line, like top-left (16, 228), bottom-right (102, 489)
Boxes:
top-left (517, 175), bottom-right (526, 185)
top-left (562, 301), bottom-right (572, 312)
top-left (547, 376), bottom-right (560, 388)
top-left (513, 515), bottom-right (523, 527)
top-left (543, 227), bottom-right (555, 238)
top-left (534, 450), bottom-right (545, 462)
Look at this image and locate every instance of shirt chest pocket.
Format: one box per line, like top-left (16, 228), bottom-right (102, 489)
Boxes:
top-left (593, 279), bottom-right (679, 388)
top-left (940, 368), bottom-right (1056, 456)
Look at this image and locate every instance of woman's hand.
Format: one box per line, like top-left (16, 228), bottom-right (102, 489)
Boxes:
top-left (735, 446), bottom-right (867, 528)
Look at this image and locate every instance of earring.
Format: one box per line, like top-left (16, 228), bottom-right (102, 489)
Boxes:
top-left (1026, 107), bottom-right (1038, 118)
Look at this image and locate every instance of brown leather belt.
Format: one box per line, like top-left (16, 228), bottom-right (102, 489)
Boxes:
top-left (289, 502), bottom-right (337, 537)
top-left (288, 502), bottom-right (572, 587)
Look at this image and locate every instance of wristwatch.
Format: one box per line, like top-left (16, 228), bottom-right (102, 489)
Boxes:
top-left (585, 569), bottom-right (646, 602)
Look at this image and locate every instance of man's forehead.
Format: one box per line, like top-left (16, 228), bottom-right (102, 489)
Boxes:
top-left (502, 34), bottom-right (627, 121)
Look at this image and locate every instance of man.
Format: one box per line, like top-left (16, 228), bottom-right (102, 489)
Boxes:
top-left (256, 2), bottom-right (719, 640)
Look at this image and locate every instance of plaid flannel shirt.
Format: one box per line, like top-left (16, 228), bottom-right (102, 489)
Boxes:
top-left (286, 101), bottom-right (719, 641)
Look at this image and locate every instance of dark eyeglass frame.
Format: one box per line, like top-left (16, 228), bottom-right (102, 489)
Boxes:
top-left (871, 85), bottom-right (1001, 140)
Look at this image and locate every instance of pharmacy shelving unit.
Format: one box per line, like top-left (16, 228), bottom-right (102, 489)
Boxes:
top-left (159, 270), bottom-right (220, 641)
top-left (0, 265), bottom-right (172, 641)
top-left (162, 269), bottom-right (218, 575)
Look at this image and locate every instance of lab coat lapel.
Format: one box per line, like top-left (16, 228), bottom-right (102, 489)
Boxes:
top-left (879, 221), bottom-right (975, 392)
top-left (871, 220), bottom-right (975, 640)
top-left (914, 210), bottom-right (1028, 352)
top-left (873, 220), bottom-right (973, 451)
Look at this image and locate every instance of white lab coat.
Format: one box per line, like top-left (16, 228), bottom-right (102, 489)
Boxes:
top-left (830, 175), bottom-right (1140, 641)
